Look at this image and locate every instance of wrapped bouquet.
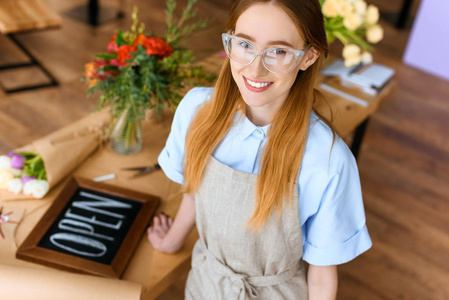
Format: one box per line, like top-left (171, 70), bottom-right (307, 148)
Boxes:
top-left (0, 109), bottom-right (111, 201)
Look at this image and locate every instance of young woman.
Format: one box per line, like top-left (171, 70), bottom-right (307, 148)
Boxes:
top-left (148, 0), bottom-right (372, 299)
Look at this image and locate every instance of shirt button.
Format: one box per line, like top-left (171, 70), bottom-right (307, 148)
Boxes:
top-left (256, 129), bottom-right (263, 135)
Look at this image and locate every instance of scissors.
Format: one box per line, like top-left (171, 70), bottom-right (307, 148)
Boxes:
top-left (122, 163), bottom-right (161, 179)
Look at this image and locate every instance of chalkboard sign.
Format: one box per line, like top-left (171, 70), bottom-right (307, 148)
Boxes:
top-left (16, 177), bottom-right (160, 278)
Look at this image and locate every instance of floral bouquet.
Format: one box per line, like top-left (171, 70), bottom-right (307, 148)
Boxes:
top-left (0, 153), bottom-right (49, 199)
top-left (83, 0), bottom-right (213, 154)
top-left (320, 0), bottom-right (384, 67)
top-left (0, 109), bottom-right (110, 201)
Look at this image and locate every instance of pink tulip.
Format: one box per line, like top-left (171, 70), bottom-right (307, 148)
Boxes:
top-left (11, 154), bottom-right (25, 169)
top-left (22, 175), bottom-right (37, 185)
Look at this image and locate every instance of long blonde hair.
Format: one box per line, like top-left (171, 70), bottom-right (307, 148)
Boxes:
top-left (184, 0), bottom-right (331, 229)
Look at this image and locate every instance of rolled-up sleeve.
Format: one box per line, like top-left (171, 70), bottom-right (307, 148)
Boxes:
top-left (302, 140), bottom-right (372, 266)
top-left (158, 87), bottom-right (213, 184)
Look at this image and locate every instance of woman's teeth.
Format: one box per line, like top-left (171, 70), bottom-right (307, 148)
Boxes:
top-left (246, 79), bottom-right (270, 88)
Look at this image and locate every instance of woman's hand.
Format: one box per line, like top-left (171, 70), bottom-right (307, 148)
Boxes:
top-left (146, 193), bottom-right (196, 254)
top-left (147, 213), bottom-right (174, 252)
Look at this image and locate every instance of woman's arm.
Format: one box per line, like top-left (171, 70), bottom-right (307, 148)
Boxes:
top-left (308, 264), bottom-right (338, 300)
top-left (147, 193), bottom-right (196, 253)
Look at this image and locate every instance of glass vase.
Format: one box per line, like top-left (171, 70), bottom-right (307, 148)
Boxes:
top-left (109, 108), bottom-right (142, 155)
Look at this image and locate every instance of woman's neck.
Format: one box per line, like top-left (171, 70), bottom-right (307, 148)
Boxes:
top-left (245, 104), bottom-right (279, 127)
top-left (245, 108), bottom-right (270, 126)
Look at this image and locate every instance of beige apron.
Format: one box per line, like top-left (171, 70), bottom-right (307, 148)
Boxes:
top-left (185, 156), bottom-right (308, 300)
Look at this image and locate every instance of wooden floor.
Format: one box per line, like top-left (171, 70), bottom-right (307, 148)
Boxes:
top-left (2, 0), bottom-right (449, 299)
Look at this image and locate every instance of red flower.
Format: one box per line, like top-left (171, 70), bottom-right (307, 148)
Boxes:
top-left (117, 45), bottom-right (137, 66)
top-left (142, 37), bottom-right (173, 58)
top-left (107, 33), bottom-right (119, 53)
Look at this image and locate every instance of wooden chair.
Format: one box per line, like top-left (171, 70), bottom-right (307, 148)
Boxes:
top-left (0, 0), bottom-right (61, 93)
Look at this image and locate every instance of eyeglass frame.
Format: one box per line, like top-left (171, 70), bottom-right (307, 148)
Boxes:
top-left (221, 31), bottom-right (310, 74)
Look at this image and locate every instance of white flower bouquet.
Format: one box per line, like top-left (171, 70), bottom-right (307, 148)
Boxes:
top-left (320, 0), bottom-right (384, 67)
top-left (0, 152), bottom-right (49, 199)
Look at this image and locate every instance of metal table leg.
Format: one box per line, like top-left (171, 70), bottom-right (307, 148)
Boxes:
top-left (396, 0), bottom-right (413, 29)
top-left (64, 0), bottom-right (124, 27)
top-left (351, 118), bottom-right (370, 160)
top-left (0, 34), bottom-right (58, 94)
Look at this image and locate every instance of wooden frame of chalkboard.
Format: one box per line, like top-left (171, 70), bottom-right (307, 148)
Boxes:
top-left (16, 176), bottom-right (160, 278)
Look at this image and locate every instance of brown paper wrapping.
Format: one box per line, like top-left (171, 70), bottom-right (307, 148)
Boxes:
top-left (0, 265), bottom-right (141, 300)
top-left (0, 110), bottom-right (111, 201)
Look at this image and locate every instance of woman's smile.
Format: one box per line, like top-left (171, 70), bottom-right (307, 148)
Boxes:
top-left (243, 76), bottom-right (273, 92)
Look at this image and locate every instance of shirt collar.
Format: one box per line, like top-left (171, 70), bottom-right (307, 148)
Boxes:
top-left (234, 111), bottom-right (271, 140)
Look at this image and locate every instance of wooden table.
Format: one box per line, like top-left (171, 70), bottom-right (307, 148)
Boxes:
top-left (0, 53), bottom-right (395, 299)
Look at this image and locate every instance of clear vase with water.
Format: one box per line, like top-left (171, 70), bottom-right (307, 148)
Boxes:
top-left (109, 108), bottom-right (142, 155)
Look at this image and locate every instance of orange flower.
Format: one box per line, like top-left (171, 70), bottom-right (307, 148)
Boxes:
top-left (88, 78), bottom-right (98, 88)
top-left (84, 62), bottom-right (97, 78)
top-left (132, 34), bottom-right (147, 47)
top-left (142, 37), bottom-right (173, 58)
top-left (117, 45), bottom-right (137, 66)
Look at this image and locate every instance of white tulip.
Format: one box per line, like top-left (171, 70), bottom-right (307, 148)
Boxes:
top-left (338, 0), bottom-right (353, 17)
top-left (31, 180), bottom-right (49, 199)
top-left (0, 156), bottom-right (12, 170)
top-left (361, 51), bottom-right (373, 65)
top-left (354, 0), bottom-right (367, 16)
top-left (367, 25), bottom-right (384, 43)
top-left (322, 0), bottom-right (340, 17)
top-left (343, 44), bottom-right (361, 58)
top-left (0, 169), bottom-right (14, 190)
top-left (344, 12), bottom-right (362, 30)
top-left (365, 4), bottom-right (380, 25)
top-left (7, 178), bottom-right (23, 194)
top-left (344, 55), bottom-right (362, 67)
top-left (23, 179), bottom-right (36, 195)
top-left (342, 44), bottom-right (362, 67)
top-left (24, 179), bottom-right (49, 198)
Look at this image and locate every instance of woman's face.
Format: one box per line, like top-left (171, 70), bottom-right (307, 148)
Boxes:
top-left (230, 3), bottom-right (313, 123)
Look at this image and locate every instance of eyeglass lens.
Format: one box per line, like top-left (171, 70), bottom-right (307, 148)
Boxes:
top-left (226, 36), bottom-right (298, 73)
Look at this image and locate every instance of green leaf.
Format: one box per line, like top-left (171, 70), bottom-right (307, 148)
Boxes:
top-left (95, 53), bottom-right (117, 59)
top-left (102, 65), bottom-right (120, 71)
top-left (116, 30), bottom-right (126, 46)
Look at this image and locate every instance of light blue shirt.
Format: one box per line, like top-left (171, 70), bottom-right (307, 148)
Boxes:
top-left (158, 87), bottom-right (372, 266)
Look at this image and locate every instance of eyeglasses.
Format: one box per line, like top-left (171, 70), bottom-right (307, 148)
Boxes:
top-left (222, 32), bottom-right (309, 74)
